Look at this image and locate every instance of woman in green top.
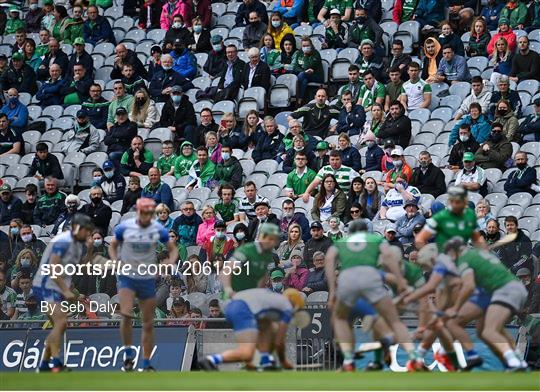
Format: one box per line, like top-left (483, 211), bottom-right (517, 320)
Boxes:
top-left (291, 36), bottom-right (324, 106)
top-left (369, 103), bottom-right (384, 137)
top-left (23, 39), bottom-right (42, 72)
top-left (267, 33), bottom-right (297, 75)
top-left (466, 17), bottom-right (491, 58)
top-left (51, 5), bottom-right (70, 42)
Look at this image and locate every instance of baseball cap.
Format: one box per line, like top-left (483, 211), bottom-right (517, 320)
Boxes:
top-left (0, 183), bottom-right (12, 193)
top-left (270, 269), bottom-right (285, 280)
top-left (403, 199), bottom-right (418, 209)
top-left (8, 5), bottom-right (20, 13)
top-left (254, 200), bottom-right (270, 209)
top-left (430, 201), bottom-right (445, 215)
top-left (115, 107), bottom-right (128, 115)
top-left (44, 0), bottom-right (53, 5)
top-left (310, 221), bottom-right (323, 230)
top-left (0, 54), bottom-right (7, 61)
top-left (390, 147), bottom-right (404, 156)
top-left (214, 220), bottom-right (226, 229)
top-left (171, 85), bottom-right (183, 93)
top-left (329, 8), bottom-right (341, 15)
top-left (516, 268), bottom-right (531, 277)
top-left (211, 35), bottom-right (223, 44)
top-left (315, 141), bottom-right (329, 151)
top-left (385, 223), bottom-right (397, 233)
top-left (12, 52), bottom-right (23, 61)
top-left (462, 152), bottom-right (475, 162)
top-left (259, 223), bottom-right (280, 237)
top-left (76, 109), bottom-right (88, 118)
top-left (102, 160), bottom-right (114, 171)
top-left (73, 37), bottom-right (85, 46)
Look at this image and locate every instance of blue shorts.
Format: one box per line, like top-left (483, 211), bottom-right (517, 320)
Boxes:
top-left (225, 299), bottom-right (257, 332)
top-left (33, 285), bottom-right (63, 303)
top-left (468, 288), bottom-right (491, 312)
top-left (117, 276), bottom-right (156, 300)
top-left (351, 298), bottom-right (377, 318)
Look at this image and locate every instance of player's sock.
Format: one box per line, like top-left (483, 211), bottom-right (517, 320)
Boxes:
top-left (208, 354), bottom-right (223, 365)
top-left (448, 351), bottom-right (460, 369)
top-left (142, 359), bottom-right (151, 368)
top-left (51, 357), bottom-right (62, 367)
top-left (124, 347), bottom-right (135, 360)
top-left (342, 350), bottom-right (355, 365)
top-left (465, 349), bottom-right (479, 359)
top-left (380, 335), bottom-right (395, 347)
top-left (259, 353), bottom-right (272, 366)
top-left (503, 350), bottom-right (521, 368)
top-left (39, 359), bottom-right (50, 370)
top-left (373, 348), bottom-right (383, 364)
top-left (416, 346), bottom-right (427, 358)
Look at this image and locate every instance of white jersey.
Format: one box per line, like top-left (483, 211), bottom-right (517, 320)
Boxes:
top-left (114, 218), bottom-right (169, 280)
top-left (234, 288), bottom-right (293, 323)
top-left (33, 231), bottom-right (85, 292)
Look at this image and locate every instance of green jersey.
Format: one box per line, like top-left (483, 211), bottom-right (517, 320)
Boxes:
top-left (334, 232), bottom-right (384, 270)
top-left (286, 167), bottom-right (317, 196)
top-left (403, 262), bottom-right (425, 289)
top-left (358, 82), bottom-right (385, 109)
top-left (214, 200), bottom-right (238, 223)
top-left (426, 208), bottom-right (477, 250)
top-left (231, 242), bottom-right (275, 292)
top-left (156, 153), bottom-right (178, 175)
top-left (455, 249), bottom-right (516, 293)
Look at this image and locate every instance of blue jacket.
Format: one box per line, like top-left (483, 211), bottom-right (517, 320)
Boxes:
top-left (337, 104), bottom-right (366, 137)
top-left (449, 114), bottom-right (491, 146)
top-left (414, 0), bottom-right (446, 26)
top-left (395, 212), bottom-right (426, 245)
top-left (437, 54), bottom-right (471, 83)
top-left (0, 101), bottom-right (28, 134)
top-left (172, 213), bottom-right (203, 247)
top-left (480, 3), bottom-right (505, 31)
top-left (141, 182), bottom-right (174, 211)
top-left (252, 130), bottom-right (284, 163)
top-left (364, 144), bottom-right (384, 172)
top-left (493, 53), bottom-right (513, 79)
top-left (36, 78), bottom-right (66, 107)
top-left (148, 68), bottom-right (194, 102)
top-left (340, 146), bottom-right (362, 172)
top-left (83, 16), bottom-right (115, 46)
top-left (170, 49), bottom-right (197, 80)
top-left (273, 0), bottom-right (304, 19)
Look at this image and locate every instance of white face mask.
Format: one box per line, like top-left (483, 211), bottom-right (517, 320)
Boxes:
top-left (21, 234), bottom-right (33, 243)
top-left (221, 152), bottom-right (231, 161)
top-left (235, 232), bottom-right (246, 241)
top-left (93, 239), bottom-right (103, 247)
top-left (459, 135), bottom-right (469, 142)
top-left (283, 211), bottom-right (294, 219)
top-left (366, 141), bottom-right (375, 148)
top-left (392, 159), bottom-right (403, 167)
top-left (172, 22), bottom-right (182, 29)
top-left (212, 44), bottom-right (222, 51)
top-left (29, 3), bottom-right (38, 10)
top-left (302, 46), bottom-right (311, 54)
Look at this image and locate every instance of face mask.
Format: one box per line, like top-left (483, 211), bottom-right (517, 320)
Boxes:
top-left (294, 146), bottom-right (303, 151)
top-left (516, 162), bottom-right (527, 170)
top-left (356, 16), bottom-right (367, 23)
top-left (392, 159), bottom-right (402, 167)
top-left (67, 204), bottom-right (78, 212)
top-left (8, 97), bottom-right (18, 105)
top-left (490, 132), bottom-right (503, 142)
top-left (235, 232), bottom-right (246, 241)
top-left (193, 25), bottom-right (202, 33)
top-left (459, 135), bottom-right (469, 142)
top-left (93, 239), bottom-right (103, 247)
top-left (137, 98), bottom-right (147, 105)
top-left (221, 152), bottom-right (231, 161)
top-left (272, 282), bottom-right (283, 291)
top-left (385, 148), bottom-right (392, 155)
top-left (302, 46), bottom-right (311, 54)
top-left (283, 211), bottom-right (294, 219)
top-left (21, 234), bottom-right (32, 243)
top-left (30, 4), bottom-right (38, 10)
top-left (212, 44), bottom-right (222, 51)
top-left (10, 227), bottom-right (19, 236)
top-left (91, 196), bottom-right (102, 205)
top-left (172, 22), bottom-right (182, 29)
top-left (215, 231), bottom-right (225, 239)
top-left (21, 258), bottom-right (31, 267)
top-left (104, 170), bottom-right (114, 179)
top-left (77, 121), bottom-right (88, 129)
top-left (93, 175), bottom-right (102, 183)
top-left (420, 161), bottom-right (429, 168)
top-left (366, 141), bottom-right (375, 148)
top-left (172, 95), bottom-right (181, 104)
top-left (162, 65), bottom-right (172, 71)
top-left (497, 109), bottom-right (508, 116)
top-left (271, 21), bottom-right (281, 28)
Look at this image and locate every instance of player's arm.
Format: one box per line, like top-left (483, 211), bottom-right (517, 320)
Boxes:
top-left (403, 273), bottom-right (443, 304)
top-left (50, 253), bottom-right (75, 301)
top-left (379, 243), bottom-right (408, 293)
top-left (324, 246), bottom-right (338, 306)
top-left (447, 270), bottom-right (475, 317)
top-left (471, 230), bottom-right (488, 250)
top-left (108, 237), bottom-right (119, 261)
top-left (415, 225), bottom-right (434, 249)
top-left (166, 239), bottom-right (179, 265)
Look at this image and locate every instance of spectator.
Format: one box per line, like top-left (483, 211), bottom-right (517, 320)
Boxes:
top-left (366, 103), bottom-right (385, 139)
top-left (21, 184), bottom-right (38, 225)
top-left (196, 205), bottom-right (217, 246)
top-left (36, 38), bottom-right (68, 81)
top-left (526, 1), bottom-right (540, 32)
top-left (489, 75), bottom-right (522, 119)
top-left (137, 0), bottom-right (162, 30)
top-left (475, 200), bottom-right (497, 233)
top-left (499, 0), bottom-right (528, 30)
top-left (28, 142), bottom-right (64, 186)
top-left (160, 85), bottom-right (197, 147)
top-left (510, 36), bottom-right (540, 83)
top-left (518, 98), bottom-right (540, 142)
top-left (303, 221), bottom-right (332, 267)
top-left (247, 201), bottom-right (280, 241)
top-left (466, 17), bottom-right (491, 58)
top-left (171, 201), bottom-right (202, 247)
top-left (400, 62), bottom-right (431, 111)
top-left (357, 69), bottom-right (385, 111)
top-left (104, 106), bottom-right (138, 164)
top-left (318, 0), bottom-right (353, 23)
top-left (60, 109), bottom-right (100, 155)
top-left (474, 122), bottom-right (512, 170)
top-left (395, 199), bottom-right (426, 245)
top-left (25, 0), bottom-right (45, 33)
top-left (362, 131), bottom-right (384, 172)
top-left (0, 183), bottom-right (22, 225)
top-left (36, 64), bottom-right (65, 107)
top-left (386, 40), bottom-right (411, 81)
top-left (201, 220), bottom-right (235, 261)
top-left (489, 37), bottom-right (514, 85)
top-left (449, 102), bottom-right (491, 146)
top-left (284, 252), bottom-right (309, 291)
top-left (311, 174), bottom-right (347, 222)
top-left (1, 52), bottom-right (37, 95)
top-left (410, 151), bottom-right (446, 197)
top-left (324, 9), bottom-right (349, 50)
top-left (313, 141), bottom-right (330, 171)
top-left (252, 116), bottom-right (284, 163)
top-left (337, 133), bottom-right (361, 172)
top-left (493, 100), bottom-right (519, 142)
top-left (33, 177), bottom-right (66, 226)
top-left (147, 45), bottom-right (163, 81)
top-left (499, 215), bottom-right (533, 274)
top-left (11, 29), bottom-right (26, 54)
top-left (454, 76), bottom-right (492, 120)
top-left (187, 146), bottom-right (216, 189)
top-left (10, 225), bottom-right (45, 263)
top-left (238, 181), bottom-right (269, 221)
top-left (214, 184), bottom-right (239, 225)
top-left (448, 124), bottom-right (481, 170)
top-left (240, 110), bottom-right (263, 149)
top-left (121, 63), bottom-right (146, 95)
top-left (111, 43), bottom-right (148, 80)
top-left (22, 38), bottom-right (41, 72)
top-left (36, 29), bottom-right (51, 57)
top-left (129, 89), bottom-right (159, 130)
top-left (163, 14), bottom-right (192, 51)
top-left (286, 151), bottom-right (318, 199)
top-left (98, 160), bottom-right (126, 204)
top-left (106, 81), bottom-right (134, 129)
top-left (481, 0), bottom-right (505, 31)
top-left (434, 45), bottom-right (471, 84)
top-left (355, 39), bottom-right (384, 81)
top-left (50, 193), bottom-right (79, 236)
top-left (413, 0), bottom-right (445, 27)
top-left (216, 112), bottom-right (241, 150)
top-left (437, 21), bottom-right (465, 56)
top-left (170, 38), bottom-right (197, 80)
top-left (349, 5), bottom-right (383, 50)
top-left (260, 33), bottom-right (277, 65)
top-left (243, 47), bottom-right (271, 91)
top-left (504, 151), bottom-right (539, 196)
top-left (141, 167), bottom-right (174, 211)
top-left (120, 135), bottom-right (154, 177)
top-left (0, 88), bottom-right (28, 134)
top-left (338, 64), bottom-right (363, 104)
top-left (205, 131), bottom-right (223, 165)
top-left (243, 11), bottom-right (267, 49)
top-left (421, 37), bottom-right (442, 83)
top-left (487, 17), bottom-right (516, 56)
top-left (268, 12), bottom-right (294, 49)
top-left (63, 5), bottom-right (85, 45)
top-left (120, 176), bottom-right (142, 214)
top-left (6, 219), bottom-right (23, 260)
top-left (156, 140), bottom-right (177, 177)
top-left (279, 199), bottom-right (310, 242)
top-left (277, 222), bottom-right (306, 264)
top-left (174, 141), bottom-right (197, 179)
top-left (235, 0), bottom-right (269, 27)
top-left (191, 1), bottom-right (212, 29)
top-left (61, 63), bottom-right (92, 106)
top-left (214, 145), bottom-right (243, 189)
top-left (289, 88), bottom-right (340, 138)
top-left (384, 146), bottom-right (413, 185)
top-left (80, 186), bottom-right (112, 235)
top-left (378, 101), bottom-right (411, 148)
top-left (273, 0), bottom-right (303, 25)
top-left (82, 83), bottom-right (110, 131)
top-left (385, 67), bottom-right (404, 111)
top-left (454, 152), bottom-right (487, 195)
top-left (384, 223), bottom-right (404, 252)
top-left (0, 270), bottom-right (16, 319)
top-left (203, 36), bottom-right (227, 79)
top-left (379, 173), bottom-right (420, 221)
top-left (282, 135), bottom-right (316, 173)
top-left (149, 54), bottom-right (194, 103)
top-left (5, 6), bottom-right (25, 35)
top-left (215, 45), bottom-right (245, 102)
top-left (291, 37), bottom-right (324, 106)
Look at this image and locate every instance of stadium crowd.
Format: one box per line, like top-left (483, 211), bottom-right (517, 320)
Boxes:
top-left (0, 0), bottom-right (539, 328)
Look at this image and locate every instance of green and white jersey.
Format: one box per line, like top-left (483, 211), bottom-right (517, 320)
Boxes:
top-left (358, 82), bottom-right (385, 108)
top-left (403, 262), bottom-right (426, 289)
top-left (0, 286), bottom-right (16, 315)
top-left (231, 242), bottom-right (275, 292)
top-left (334, 232), bottom-right (384, 270)
top-left (401, 0), bottom-right (418, 21)
top-left (426, 208), bottom-right (477, 250)
top-left (315, 164), bottom-right (359, 193)
top-left (400, 78), bottom-right (431, 110)
top-left (455, 249), bottom-right (516, 293)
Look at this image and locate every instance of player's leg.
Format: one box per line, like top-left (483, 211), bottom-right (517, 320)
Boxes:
top-left (333, 300), bottom-right (355, 370)
top-left (481, 304), bottom-right (521, 369)
top-left (43, 301), bottom-right (69, 372)
top-left (117, 280), bottom-right (136, 371)
top-left (256, 319), bottom-right (278, 369)
top-left (365, 316), bottom-right (393, 370)
top-left (139, 296), bottom-right (157, 371)
top-left (446, 301), bottom-right (485, 369)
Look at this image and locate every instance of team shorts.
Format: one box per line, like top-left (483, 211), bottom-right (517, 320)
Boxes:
top-left (351, 298), bottom-right (377, 318)
top-left (225, 299), bottom-right (258, 332)
top-left (336, 266), bottom-right (389, 307)
top-left (490, 280), bottom-right (528, 313)
top-left (117, 276), bottom-right (156, 300)
top-left (33, 285), bottom-right (63, 303)
top-left (468, 288), bottom-right (491, 311)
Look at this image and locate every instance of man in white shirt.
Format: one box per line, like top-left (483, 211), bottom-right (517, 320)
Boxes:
top-left (400, 62), bottom-right (431, 110)
top-left (454, 152), bottom-right (486, 194)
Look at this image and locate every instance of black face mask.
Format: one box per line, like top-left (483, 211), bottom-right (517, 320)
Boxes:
top-left (91, 196), bottom-right (102, 205)
top-left (136, 98), bottom-right (146, 105)
top-left (490, 132), bottom-right (503, 143)
top-left (174, 47), bottom-right (183, 55)
top-left (497, 109), bottom-right (508, 116)
top-left (356, 16), bottom-right (367, 23)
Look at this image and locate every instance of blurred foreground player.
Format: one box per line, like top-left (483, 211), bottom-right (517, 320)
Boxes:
top-left (109, 198), bottom-right (178, 371)
top-left (33, 214), bottom-right (94, 372)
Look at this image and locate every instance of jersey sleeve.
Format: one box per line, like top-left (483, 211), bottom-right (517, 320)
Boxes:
top-left (315, 167), bottom-right (325, 180)
top-left (423, 83), bottom-right (432, 93)
top-left (51, 240), bottom-right (70, 257)
top-left (114, 222), bottom-right (127, 241)
top-left (280, 309), bottom-right (293, 323)
top-left (425, 215), bottom-right (439, 234)
top-left (457, 260), bottom-right (473, 276)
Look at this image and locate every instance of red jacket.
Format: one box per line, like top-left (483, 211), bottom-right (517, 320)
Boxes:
top-left (194, 0), bottom-right (212, 27)
top-left (487, 28), bottom-right (517, 56)
top-left (201, 237), bottom-right (235, 261)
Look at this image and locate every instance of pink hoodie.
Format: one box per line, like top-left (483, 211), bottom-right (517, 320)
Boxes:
top-left (196, 217), bottom-right (216, 246)
top-left (160, 0), bottom-right (192, 30)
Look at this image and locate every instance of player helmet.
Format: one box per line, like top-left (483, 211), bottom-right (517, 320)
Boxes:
top-left (136, 198), bottom-right (156, 212)
top-left (71, 213), bottom-right (94, 230)
top-left (283, 288), bottom-right (305, 310)
top-left (447, 186), bottom-right (467, 200)
top-left (444, 236), bottom-right (466, 254)
top-left (348, 219), bottom-right (368, 234)
top-left (417, 244), bottom-right (438, 268)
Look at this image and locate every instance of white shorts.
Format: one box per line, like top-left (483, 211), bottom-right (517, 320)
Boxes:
top-left (336, 266), bottom-right (389, 307)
